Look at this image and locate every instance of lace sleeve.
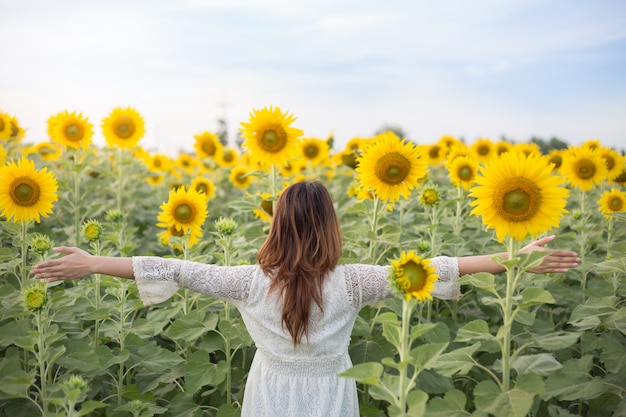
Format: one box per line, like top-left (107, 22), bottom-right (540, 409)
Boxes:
top-left (132, 257), bottom-right (256, 306)
top-left (343, 264), bottom-right (395, 309)
top-left (430, 256), bottom-right (461, 300)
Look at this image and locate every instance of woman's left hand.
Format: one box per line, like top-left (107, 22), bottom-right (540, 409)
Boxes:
top-left (519, 235), bottom-right (580, 273)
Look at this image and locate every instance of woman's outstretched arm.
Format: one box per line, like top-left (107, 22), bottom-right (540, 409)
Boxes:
top-left (457, 235), bottom-right (580, 276)
top-left (31, 246), bottom-right (135, 282)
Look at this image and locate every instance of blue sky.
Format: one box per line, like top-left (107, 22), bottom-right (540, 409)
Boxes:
top-left (2, 0), bottom-right (625, 155)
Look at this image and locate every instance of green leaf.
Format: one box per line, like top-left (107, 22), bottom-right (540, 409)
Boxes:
top-left (455, 320), bottom-right (494, 342)
top-left (517, 250), bottom-right (550, 271)
top-left (474, 379), bottom-right (539, 417)
top-left (458, 273), bottom-right (498, 295)
top-left (57, 341), bottom-right (101, 372)
top-left (512, 353), bottom-right (563, 377)
top-left (165, 310), bottom-right (214, 342)
top-left (77, 400), bottom-right (107, 416)
top-left (338, 362), bottom-right (383, 385)
top-left (431, 343), bottom-right (480, 377)
top-left (410, 343), bottom-right (449, 370)
top-left (185, 350), bottom-right (228, 393)
top-left (0, 358), bottom-right (34, 398)
top-left (519, 287), bottom-right (555, 308)
top-left (382, 321), bottom-right (402, 350)
top-left (406, 389), bottom-right (428, 417)
top-left (0, 320), bottom-right (36, 350)
top-left (134, 344), bottom-right (184, 372)
top-left (533, 331), bottom-right (581, 351)
top-left (218, 319), bottom-right (253, 347)
top-left (543, 355), bottom-right (606, 401)
top-left (425, 389), bottom-right (469, 417)
top-left (409, 323), bottom-right (439, 344)
top-left (513, 310), bottom-right (535, 326)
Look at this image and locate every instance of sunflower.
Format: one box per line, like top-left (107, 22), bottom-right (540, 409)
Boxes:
top-left (48, 110), bottom-right (94, 149)
top-left (9, 115), bottom-right (25, 141)
top-left (389, 251), bottom-right (438, 302)
top-left (175, 153), bottom-right (200, 175)
top-left (81, 219), bottom-right (103, 242)
top-left (444, 144), bottom-right (470, 168)
top-left (158, 224), bottom-right (202, 249)
top-left (0, 158), bottom-right (58, 223)
top-left (145, 153), bottom-right (173, 173)
top-left (546, 149), bottom-right (565, 172)
top-left (612, 162), bottom-right (626, 186)
top-left (157, 187), bottom-right (208, 233)
top-left (597, 188), bottom-right (626, 220)
top-left (561, 146), bottom-right (609, 191)
top-left (191, 176), bottom-right (216, 199)
top-left (253, 192), bottom-right (275, 222)
top-left (469, 151), bottom-right (569, 242)
top-left (448, 155), bottom-right (479, 190)
top-left (280, 157), bottom-right (306, 178)
top-left (470, 138), bottom-right (495, 164)
top-left (596, 146), bottom-right (624, 181)
top-left (0, 144), bottom-right (6, 165)
top-left (229, 166), bottom-right (254, 189)
top-left (24, 142), bottom-right (61, 162)
top-left (0, 112), bottom-right (12, 141)
top-left (356, 132), bottom-right (427, 202)
top-left (333, 149), bottom-right (359, 170)
top-left (421, 143), bottom-right (448, 166)
top-left (581, 139), bottom-right (602, 152)
top-left (22, 281), bottom-right (48, 311)
top-left (438, 135), bottom-right (462, 150)
top-left (215, 146), bottom-right (239, 168)
top-left (419, 186), bottom-right (440, 206)
top-left (101, 107), bottom-right (145, 149)
top-left (194, 131), bottom-right (223, 160)
top-left (300, 137), bottom-right (330, 166)
top-left (239, 106), bottom-right (303, 168)
top-left (494, 140), bottom-right (512, 156)
top-left (513, 142), bottom-right (542, 157)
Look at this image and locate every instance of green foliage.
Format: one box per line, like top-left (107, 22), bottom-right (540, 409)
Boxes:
top-left (1, 145), bottom-right (625, 416)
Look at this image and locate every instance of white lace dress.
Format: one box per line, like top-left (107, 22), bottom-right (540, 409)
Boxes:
top-left (132, 256), bottom-right (460, 417)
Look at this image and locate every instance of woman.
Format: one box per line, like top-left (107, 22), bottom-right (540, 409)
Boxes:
top-left (32, 181), bottom-right (579, 417)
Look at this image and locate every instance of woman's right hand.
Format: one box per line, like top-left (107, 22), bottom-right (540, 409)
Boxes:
top-left (31, 246), bottom-right (95, 283)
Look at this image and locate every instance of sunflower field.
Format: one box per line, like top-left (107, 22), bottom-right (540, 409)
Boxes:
top-left (0, 106), bottom-right (625, 417)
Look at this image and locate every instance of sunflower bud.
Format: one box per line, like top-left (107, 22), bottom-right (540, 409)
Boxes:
top-left (105, 209), bottom-right (124, 222)
top-left (420, 187), bottom-right (439, 206)
top-left (417, 240), bottom-right (431, 253)
top-left (81, 219), bottom-right (103, 242)
top-left (61, 375), bottom-right (88, 404)
top-left (29, 233), bottom-right (53, 255)
top-left (22, 281), bottom-right (47, 312)
top-left (572, 209), bottom-right (583, 220)
top-left (215, 217), bottom-right (238, 236)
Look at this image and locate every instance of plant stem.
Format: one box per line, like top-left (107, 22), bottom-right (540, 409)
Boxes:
top-left (368, 197), bottom-right (381, 260)
top-left (20, 220), bottom-right (29, 290)
top-left (501, 237), bottom-right (518, 392)
top-left (397, 299), bottom-right (412, 412)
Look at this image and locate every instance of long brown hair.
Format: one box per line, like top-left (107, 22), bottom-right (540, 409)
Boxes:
top-left (257, 181), bottom-right (342, 346)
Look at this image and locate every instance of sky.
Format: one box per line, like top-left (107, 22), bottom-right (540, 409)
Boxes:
top-left (2, 0), bottom-right (625, 155)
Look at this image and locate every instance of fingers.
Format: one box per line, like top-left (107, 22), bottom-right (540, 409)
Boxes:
top-left (533, 235), bottom-right (556, 247)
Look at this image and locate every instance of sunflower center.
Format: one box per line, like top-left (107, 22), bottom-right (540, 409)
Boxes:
top-left (341, 153), bottom-right (358, 170)
top-left (609, 197), bottom-right (623, 211)
top-left (603, 155), bottom-right (616, 171)
top-left (174, 203), bottom-right (194, 223)
top-left (65, 123), bottom-right (84, 142)
top-left (575, 159), bottom-right (596, 180)
top-left (477, 145), bottom-right (490, 156)
top-left (236, 173), bottom-right (247, 184)
top-left (459, 166), bottom-right (473, 181)
top-left (113, 116), bottom-right (136, 139)
top-left (375, 152), bottom-right (411, 185)
top-left (261, 199), bottom-right (273, 216)
top-left (202, 141), bottom-right (216, 156)
top-left (170, 225), bottom-right (185, 237)
top-left (259, 129), bottom-right (287, 152)
top-left (304, 145), bottom-right (319, 159)
top-left (0, 118), bottom-right (4, 131)
top-left (196, 183), bottom-right (208, 193)
top-left (223, 150), bottom-right (234, 162)
top-left (495, 177), bottom-right (541, 222)
top-left (11, 177), bottom-right (41, 207)
top-left (422, 189), bottom-right (438, 205)
top-left (402, 261), bottom-right (427, 292)
top-left (428, 146), bottom-right (440, 159)
top-left (549, 155), bottom-right (563, 169)
top-left (26, 292), bottom-right (46, 309)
